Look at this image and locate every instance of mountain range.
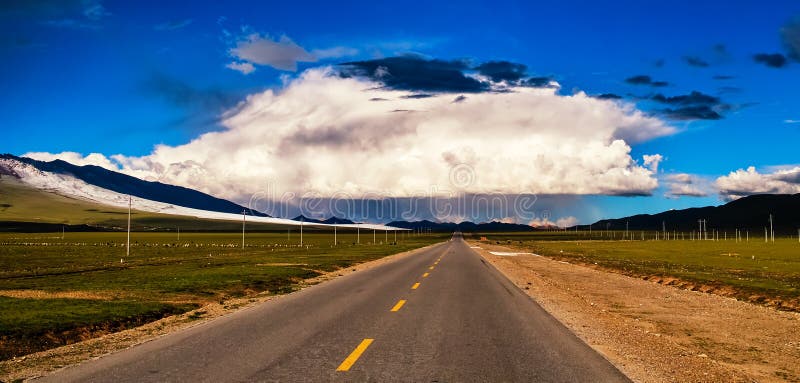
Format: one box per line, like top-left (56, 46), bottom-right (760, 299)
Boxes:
top-left (589, 194), bottom-right (800, 234)
top-left (0, 154), bottom-right (269, 217)
top-left (3, 153), bottom-right (800, 233)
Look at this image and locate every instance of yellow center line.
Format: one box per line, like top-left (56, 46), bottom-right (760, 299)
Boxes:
top-left (429, 266), bottom-right (435, 270)
top-left (423, 272), bottom-right (429, 278)
top-left (336, 338), bottom-right (374, 371)
top-left (390, 299), bottom-right (407, 312)
top-left (411, 282), bottom-right (420, 289)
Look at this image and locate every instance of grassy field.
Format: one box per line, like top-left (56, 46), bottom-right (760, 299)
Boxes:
top-left (0, 230), bottom-right (446, 360)
top-left (473, 232), bottom-right (800, 311)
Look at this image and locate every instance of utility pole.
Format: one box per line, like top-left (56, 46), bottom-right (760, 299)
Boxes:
top-left (62, 225), bottom-right (65, 240)
top-left (385, 229), bottom-right (388, 243)
top-left (126, 195), bottom-right (131, 257)
top-left (373, 229), bottom-right (376, 244)
top-left (626, 221), bottom-right (629, 240)
top-left (242, 210), bottom-right (246, 249)
top-left (334, 224), bottom-right (337, 245)
top-left (177, 226), bottom-right (180, 241)
top-left (357, 225), bottom-right (360, 244)
top-left (394, 230), bottom-right (397, 243)
top-left (300, 217), bottom-right (304, 247)
top-left (769, 214), bottom-right (774, 243)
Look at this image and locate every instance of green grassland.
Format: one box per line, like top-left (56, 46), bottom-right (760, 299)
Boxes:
top-left (0, 231), bottom-right (445, 360)
top-left (0, 177), bottom-right (447, 359)
top-left (474, 231), bottom-right (800, 310)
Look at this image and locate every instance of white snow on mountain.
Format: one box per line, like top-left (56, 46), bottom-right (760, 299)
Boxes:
top-left (0, 157), bottom-right (402, 231)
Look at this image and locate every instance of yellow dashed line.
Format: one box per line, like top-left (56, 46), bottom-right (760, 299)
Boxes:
top-left (390, 299), bottom-right (407, 312)
top-left (336, 339), bottom-right (374, 371)
top-left (429, 266), bottom-right (435, 270)
top-left (423, 272), bottom-right (429, 278)
top-left (411, 282), bottom-right (420, 289)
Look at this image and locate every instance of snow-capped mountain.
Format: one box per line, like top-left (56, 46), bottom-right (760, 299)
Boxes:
top-left (0, 154), bottom-right (400, 230)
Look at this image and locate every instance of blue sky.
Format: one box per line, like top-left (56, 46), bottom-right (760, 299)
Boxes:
top-left (3, 1), bottom-right (800, 224)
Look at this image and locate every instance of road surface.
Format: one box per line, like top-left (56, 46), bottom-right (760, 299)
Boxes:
top-left (39, 233), bottom-right (629, 382)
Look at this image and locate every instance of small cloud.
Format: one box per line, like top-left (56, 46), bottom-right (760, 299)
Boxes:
top-left (753, 53), bottom-right (788, 68)
top-left (643, 154), bottom-right (663, 172)
top-left (664, 173), bottom-right (711, 198)
top-left (651, 91), bottom-right (720, 106)
top-left (225, 61), bottom-right (255, 75)
top-left (785, 119), bottom-right (800, 124)
top-left (625, 75), bottom-right (669, 87)
top-left (781, 17), bottom-right (800, 62)
top-left (401, 93), bottom-right (434, 99)
top-left (474, 61), bottom-right (528, 82)
top-left (83, 1), bottom-right (110, 21)
top-left (229, 33), bottom-right (317, 72)
top-left (649, 90), bottom-right (729, 120)
top-left (684, 56), bottom-right (710, 67)
top-left (660, 106), bottom-right (722, 120)
top-left (154, 19), bottom-right (193, 31)
top-left (593, 93), bottom-right (622, 100)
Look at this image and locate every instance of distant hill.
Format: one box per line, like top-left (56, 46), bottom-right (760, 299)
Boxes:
top-left (291, 215), bottom-right (354, 224)
top-left (0, 154), bottom-right (269, 217)
top-left (590, 194), bottom-right (800, 234)
top-left (386, 219), bottom-right (536, 232)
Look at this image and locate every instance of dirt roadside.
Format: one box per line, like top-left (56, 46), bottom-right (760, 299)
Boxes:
top-left (0, 242), bottom-right (443, 382)
top-left (470, 240), bottom-right (800, 383)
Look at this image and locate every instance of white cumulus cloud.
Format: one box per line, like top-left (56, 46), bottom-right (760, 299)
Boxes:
top-left (715, 166), bottom-right (800, 200)
top-left (25, 67), bottom-right (674, 204)
top-left (663, 173), bottom-right (711, 198)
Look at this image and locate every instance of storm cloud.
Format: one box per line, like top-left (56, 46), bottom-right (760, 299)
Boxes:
top-left (340, 56), bottom-right (487, 93)
top-left (474, 61), bottom-right (528, 82)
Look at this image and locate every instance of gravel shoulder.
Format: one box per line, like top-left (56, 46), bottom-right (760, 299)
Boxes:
top-left (0, 243), bottom-right (441, 382)
top-left (469, 241), bottom-right (800, 383)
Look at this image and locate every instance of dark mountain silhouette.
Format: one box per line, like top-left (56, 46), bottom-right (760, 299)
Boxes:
top-left (588, 194), bottom-right (800, 234)
top-left (1, 154), bottom-right (269, 217)
top-left (291, 215), bottom-right (354, 224)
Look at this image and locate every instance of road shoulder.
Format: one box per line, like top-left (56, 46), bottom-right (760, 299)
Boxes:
top-left (467, 240), bottom-right (800, 383)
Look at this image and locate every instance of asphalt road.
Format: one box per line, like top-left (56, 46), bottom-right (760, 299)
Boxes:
top-left (39, 233), bottom-right (630, 382)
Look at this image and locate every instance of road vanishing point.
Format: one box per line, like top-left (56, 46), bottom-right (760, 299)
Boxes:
top-left (39, 233), bottom-right (630, 382)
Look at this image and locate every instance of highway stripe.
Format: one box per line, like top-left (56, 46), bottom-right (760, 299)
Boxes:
top-left (336, 339), bottom-right (374, 371)
top-left (411, 282), bottom-right (420, 289)
top-left (429, 266), bottom-right (435, 270)
top-left (390, 299), bottom-right (407, 312)
top-left (423, 272), bottom-right (429, 278)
